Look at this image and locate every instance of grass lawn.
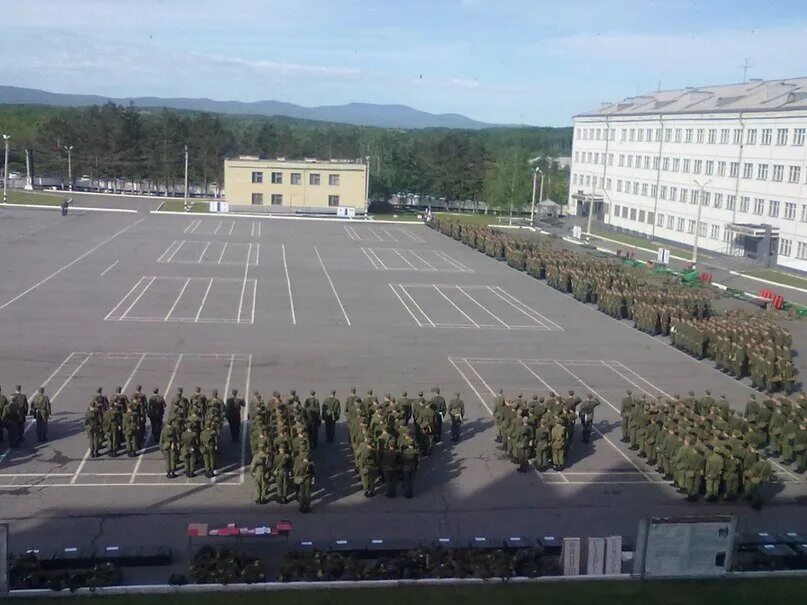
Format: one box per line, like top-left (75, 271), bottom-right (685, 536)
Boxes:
top-left (745, 268), bottom-right (807, 290)
top-left (158, 200), bottom-right (210, 213)
top-left (435, 211), bottom-right (524, 227)
top-left (19, 578), bottom-right (807, 605)
top-left (368, 213), bottom-right (423, 222)
top-left (588, 227), bottom-right (693, 258)
top-left (3, 189), bottom-right (66, 206)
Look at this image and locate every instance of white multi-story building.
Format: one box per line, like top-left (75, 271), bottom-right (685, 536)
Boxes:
top-left (569, 78), bottom-right (807, 271)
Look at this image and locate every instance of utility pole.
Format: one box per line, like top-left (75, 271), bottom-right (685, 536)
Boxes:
top-left (508, 152), bottom-right (516, 226)
top-left (183, 144), bottom-right (189, 212)
top-left (585, 173), bottom-right (596, 238)
top-left (692, 178), bottom-right (712, 266)
top-left (2, 134), bottom-right (9, 204)
top-left (530, 166), bottom-right (544, 227)
top-left (64, 145), bottom-right (74, 191)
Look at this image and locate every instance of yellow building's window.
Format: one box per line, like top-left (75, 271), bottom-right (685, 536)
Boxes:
top-left (251, 193), bottom-right (263, 205)
top-left (328, 174), bottom-right (340, 186)
top-left (271, 194), bottom-right (283, 205)
top-left (310, 173), bottom-right (321, 185)
top-left (328, 195), bottom-right (340, 207)
top-left (291, 172), bottom-right (302, 185)
top-left (271, 172), bottom-right (283, 184)
top-left (251, 171), bottom-right (263, 184)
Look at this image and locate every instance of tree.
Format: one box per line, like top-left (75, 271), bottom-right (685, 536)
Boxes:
top-left (483, 148), bottom-right (532, 215)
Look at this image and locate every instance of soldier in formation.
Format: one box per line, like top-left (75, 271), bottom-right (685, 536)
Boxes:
top-left (493, 390), bottom-right (599, 472)
top-left (621, 389), bottom-right (807, 508)
top-left (1, 385), bottom-right (35, 447)
top-left (247, 390), bottom-right (316, 511)
top-left (671, 314), bottom-right (795, 394)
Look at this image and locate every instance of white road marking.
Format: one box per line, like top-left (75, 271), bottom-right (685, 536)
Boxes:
top-left (600, 361), bottom-right (659, 398)
top-left (493, 287), bottom-right (563, 330)
top-left (0, 218), bottom-right (144, 313)
top-left (457, 287), bottom-right (510, 328)
top-left (119, 276), bottom-right (156, 320)
top-left (229, 221), bottom-right (236, 235)
top-left (213, 220), bottom-right (222, 234)
top-left (433, 285), bottom-right (479, 327)
top-left (486, 286), bottom-right (548, 329)
top-left (447, 358), bottom-right (492, 415)
top-left (197, 241), bottom-right (212, 263)
top-left (281, 244), bottom-right (296, 324)
top-left (398, 285), bottom-right (435, 326)
top-left (344, 225), bottom-right (359, 241)
top-left (607, 361), bottom-right (670, 398)
top-left (164, 240), bottom-right (185, 263)
top-left (367, 248), bottom-right (390, 270)
top-left (368, 227), bottom-right (384, 241)
top-left (315, 246), bottom-right (351, 326)
top-left (195, 278), bottom-right (215, 322)
top-left (164, 278), bottom-right (191, 321)
top-left (392, 249), bottom-right (418, 269)
top-left (433, 250), bottom-right (471, 272)
top-left (238, 243), bottom-right (252, 324)
top-left (100, 260), bottom-right (119, 276)
top-left (389, 284), bottom-right (424, 326)
top-left (408, 250), bottom-right (437, 271)
top-left (360, 247), bottom-right (381, 269)
top-left (217, 242), bottom-right (229, 264)
top-left (379, 227), bottom-right (398, 242)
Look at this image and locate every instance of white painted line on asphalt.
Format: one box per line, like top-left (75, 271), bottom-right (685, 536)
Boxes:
top-left (517, 360), bottom-right (555, 392)
top-left (164, 278), bottom-right (191, 321)
top-left (0, 218), bottom-right (144, 313)
top-left (100, 260), bottom-right (119, 276)
top-left (256, 221), bottom-right (262, 237)
top-left (447, 358), bottom-right (492, 415)
top-left (195, 278), bottom-right (215, 322)
top-left (50, 355), bottom-right (92, 401)
top-left (315, 246), bottom-right (351, 326)
top-left (389, 284), bottom-right (424, 326)
top-left (457, 287), bottom-right (510, 328)
top-left (119, 276), bottom-right (157, 320)
top-left (184, 221), bottom-right (198, 234)
top-left (367, 248), bottom-right (391, 270)
top-left (398, 285), bottom-right (435, 327)
top-left (601, 361), bottom-right (664, 399)
top-left (392, 249), bottom-right (418, 269)
top-left (344, 225), bottom-right (359, 241)
top-left (408, 250), bottom-right (437, 271)
top-left (361, 247), bottom-right (381, 269)
top-left (433, 285), bottom-right (479, 327)
top-left (213, 220), bottom-right (223, 235)
top-left (462, 359), bottom-right (496, 397)
top-left (368, 227), bottom-right (385, 241)
top-left (229, 221), bottom-right (236, 236)
top-left (217, 242), bottom-right (229, 264)
top-left (492, 286), bottom-right (563, 330)
top-left (253, 243), bottom-right (260, 267)
top-left (281, 244), bottom-right (296, 324)
top-left (463, 357), bottom-right (614, 365)
top-left (238, 243), bottom-right (252, 324)
top-left (165, 240), bottom-right (185, 263)
top-left (197, 241), bottom-right (212, 263)
top-left (379, 227), bottom-right (398, 242)
top-left (397, 228), bottom-right (425, 243)
top-left (433, 250), bottom-right (472, 273)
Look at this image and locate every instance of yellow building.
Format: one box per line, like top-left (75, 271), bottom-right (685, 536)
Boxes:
top-left (223, 156), bottom-right (368, 212)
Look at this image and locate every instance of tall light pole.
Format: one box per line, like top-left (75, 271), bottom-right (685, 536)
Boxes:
top-left (585, 172), bottom-right (597, 238)
top-left (530, 166), bottom-right (543, 226)
top-left (692, 178), bottom-right (712, 266)
top-left (2, 134), bottom-right (10, 204)
top-left (64, 145), bottom-right (73, 191)
top-left (183, 144), bottom-right (189, 212)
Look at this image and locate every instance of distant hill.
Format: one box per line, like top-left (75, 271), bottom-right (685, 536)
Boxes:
top-left (0, 85), bottom-right (500, 130)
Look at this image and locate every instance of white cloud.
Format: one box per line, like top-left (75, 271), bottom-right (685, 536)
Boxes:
top-left (192, 53), bottom-right (362, 79)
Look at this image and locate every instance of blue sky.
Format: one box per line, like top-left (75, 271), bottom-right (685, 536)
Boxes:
top-left (0, 0), bottom-right (805, 126)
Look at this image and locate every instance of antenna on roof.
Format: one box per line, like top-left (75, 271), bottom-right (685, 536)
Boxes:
top-left (657, 79), bottom-right (662, 92)
top-left (741, 57), bottom-right (755, 83)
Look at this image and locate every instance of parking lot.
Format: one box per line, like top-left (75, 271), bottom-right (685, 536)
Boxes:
top-left (0, 201), bottom-right (804, 576)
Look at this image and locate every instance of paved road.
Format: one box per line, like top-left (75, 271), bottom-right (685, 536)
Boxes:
top-left (0, 205), bottom-right (803, 582)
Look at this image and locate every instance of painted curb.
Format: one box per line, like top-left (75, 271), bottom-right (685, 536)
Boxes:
top-left (727, 270), bottom-right (807, 295)
top-left (150, 210), bottom-right (426, 225)
top-left (1, 203), bottom-right (138, 214)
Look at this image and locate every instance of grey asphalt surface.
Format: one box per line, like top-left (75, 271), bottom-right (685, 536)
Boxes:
top-left (0, 200), bottom-right (805, 583)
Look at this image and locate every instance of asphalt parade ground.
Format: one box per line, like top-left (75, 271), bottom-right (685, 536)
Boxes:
top-left (0, 198), bottom-right (805, 580)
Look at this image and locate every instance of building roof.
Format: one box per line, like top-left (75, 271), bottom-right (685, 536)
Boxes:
top-left (538, 199), bottom-right (559, 208)
top-left (576, 77), bottom-right (807, 118)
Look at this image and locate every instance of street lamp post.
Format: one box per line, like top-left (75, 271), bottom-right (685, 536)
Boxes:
top-left (64, 145), bottom-right (74, 191)
top-left (585, 174), bottom-right (597, 238)
top-left (530, 166), bottom-right (543, 226)
top-left (692, 178), bottom-right (712, 266)
top-left (183, 144), bottom-right (189, 212)
top-left (2, 134), bottom-right (9, 204)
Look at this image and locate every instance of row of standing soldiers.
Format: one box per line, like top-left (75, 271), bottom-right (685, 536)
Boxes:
top-left (1, 386), bottom-right (51, 446)
top-left (621, 389), bottom-right (806, 508)
top-left (248, 390), bottom-right (317, 510)
top-left (493, 390), bottom-right (600, 472)
top-left (671, 314), bottom-right (796, 393)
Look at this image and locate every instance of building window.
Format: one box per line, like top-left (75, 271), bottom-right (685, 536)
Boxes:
top-left (662, 157), bottom-right (669, 171)
top-left (251, 193), bottom-right (263, 205)
top-left (761, 128), bottom-right (772, 145)
top-left (730, 162), bottom-right (739, 177)
top-left (630, 208), bottom-right (637, 221)
top-left (588, 152), bottom-right (593, 163)
top-left (664, 128), bottom-right (672, 142)
top-left (638, 210), bottom-right (646, 222)
top-left (291, 172), bottom-right (302, 185)
top-left (740, 196), bottom-right (750, 213)
top-left (742, 163), bottom-right (753, 179)
top-left (310, 173), bottom-right (321, 185)
top-left (757, 164), bottom-right (768, 180)
top-left (798, 242), bottom-right (807, 260)
top-left (705, 160), bottom-right (714, 175)
top-left (713, 193), bottom-right (723, 209)
top-left (746, 129), bottom-right (757, 144)
top-left (637, 129), bottom-right (644, 142)
top-left (271, 194), bottom-right (283, 205)
top-left (667, 215), bottom-right (675, 229)
top-left (660, 185), bottom-right (668, 200)
top-left (614, 204), bottom-right (621, 216)
top-left (657, 213), bottom-right (664, 227)
top-left (680, 189), bottom-right (688, 204)
top-left (608, 153), bottom-right (614, 165)
top-left (653, 156), bottom-right (660, 170)
top-left (647, 128), bottom-right (653, 141)
top-left (710, 225), bottom-right (720, 239)
top-left (683, 159), bottom-right (691, 173)
top-left (727, 195), bottom-right (736, 211)
top-left (251, 171), bottom-right (264, 184)
top-left (610, 128), bottom-right (616, 140)
top-left (698, 221), bottom-right (707, 237)
top-left (708, 129), bottom-right (717, 144)
top-left (772, 164), bottom-right (784, 181)
top-left (769, 200), bottom-right (780, 217)
top-left (685, 129), bottom-right (693, 143)
top-left (672, 158), bottom-right (680, 172)
top-left (618, 154), bottom-right (625, 167)
top-left (621, 129), bottom-right (627, 141)
top-left (616, 180), bottom-right (623, 192)
top-left (271, 172), bottom-right (283, 184)
top-left (802, 205), bottom-right (807, 222)
top-left (670, 187), bottom-right (678, 201)
top-left (777, 128), bottom-right (789, 145)
top-left (693, 159), bottom-right (702, 174)
top-left (687, 219), bottom-right (695, 233)
top-left (328, 195), bottom-right (340, 207)
top-left (780, 238), bottom-right (792, 257)
top-left (794, 128), bottom-right (805, 146)
top-left (717, 161), bottom-right (726, 176)
top-left (675, 128), bottom-right (682, 143)
top-left (655, 128), bottom-right (662, 141)
top-left (789, 165), bottom-right (801, 183)
top-left (732, 129), bottom-right (742, 145)
top-left (627, 155), bottom-right (633, 168)
top-left (606, 178), bottom-right (612, 190)
top-left (641, 183), bottom-right (649, 196)
top-left (753, 198), bottom-right (765, 215)
top-left (647, 211), bottom-right (655, 224)
top-left (702, 192), bottom-right (711, 207)
top-left (696, 129), bottom-right (704, 143)
top-left (785, 202), bottom-right (796, 220)
top-left (651, 185), bottom-right (657, 197)
top-left (719, 129), bottom-right (729, 144)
